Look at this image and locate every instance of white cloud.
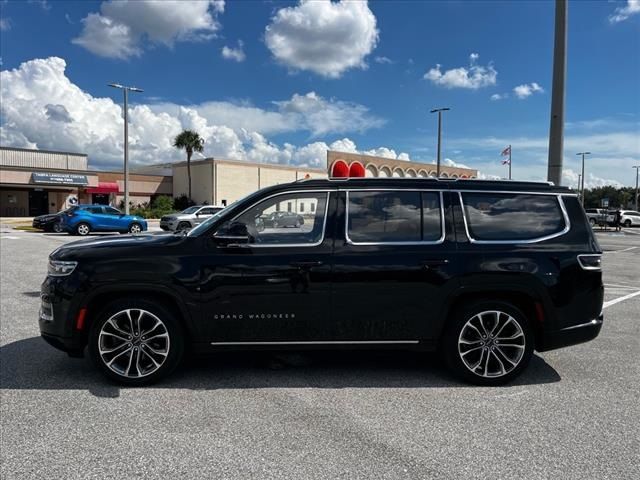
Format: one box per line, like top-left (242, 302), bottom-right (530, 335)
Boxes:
top-left (424, 53), bottom-right (497, 89)
top-left (0, 18), bottom-right (11, 31)
top-left (374, 56), bottom-right (393, 64)
top-left (490, 93), bottom-right (508, 101)
top-left (72, 0), bottom-right (225, 59)
top-left (221, 41), bottom-right (245, 62)
top-left (609, 0), bottom-right (640, 23)
top-left (562, 168), bottom-right (623, 189)
top-left (0, 57), bottom-right (396, 171)
top-left (513, 82), bottom-right (544, 99)
top-left (265, 0), bottom-right (379, 78)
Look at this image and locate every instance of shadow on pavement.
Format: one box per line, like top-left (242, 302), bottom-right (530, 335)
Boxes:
top-left (0, 336), bottom-right (561, 398)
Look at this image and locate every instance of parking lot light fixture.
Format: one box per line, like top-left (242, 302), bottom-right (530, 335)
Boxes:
top-left (633, 166), bottom-right (640, 211)
top-left (576, 152), bottom-right (591, 206)
top-left (430, 107), bottom-right (450, 177)
top-left (108, 83), bottom-right (144, 214)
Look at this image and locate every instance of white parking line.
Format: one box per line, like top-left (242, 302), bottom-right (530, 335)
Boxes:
top-left (0, 236), bottom-right (19, 240)
top-left (603, 246), bottom-right (639, 254)
top-left (603, 291), bottom-right (640, 309)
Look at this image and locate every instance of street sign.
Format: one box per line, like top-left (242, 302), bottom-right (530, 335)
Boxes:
top-left (601, 198), bottom-right (609, 208)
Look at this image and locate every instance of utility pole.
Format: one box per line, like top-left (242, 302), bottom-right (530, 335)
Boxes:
top-left (547, 0), bottom-right (568, 186)
top-left (430, 107), bottom-right (450, 177)
top-left (576, 152), bottom-right (590, 206)
top-left (634, 165), bottom-right (640, 211)
top-left (109, 83), bottom-right (143, 214)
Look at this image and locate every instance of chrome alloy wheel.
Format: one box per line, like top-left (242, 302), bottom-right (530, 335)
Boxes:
top-left (129, 223), bottom-right (142, 234)
top-left (98, 309), bottom-right (170, 378)
top-left (77, 223), bottom-right (90, 236)
top-left (458, 310), bottom-right (525, 378)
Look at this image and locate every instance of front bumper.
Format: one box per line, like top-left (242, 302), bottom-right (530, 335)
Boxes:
top-left (38, 275), bottom-right (86, 355)
top-left (537, 313), bottom-right (604, 352)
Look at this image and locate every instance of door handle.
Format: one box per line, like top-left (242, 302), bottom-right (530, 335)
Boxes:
top-left (290, 261), bottom-right (323, 268)
top-left (421, 259), bottom-right (449, 269)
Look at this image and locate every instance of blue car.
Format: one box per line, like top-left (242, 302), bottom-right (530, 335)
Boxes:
top-left (61, 205), bottom-right (147, 236)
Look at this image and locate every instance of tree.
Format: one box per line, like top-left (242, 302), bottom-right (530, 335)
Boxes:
top-left (173, 130), bottom-right (204, 202)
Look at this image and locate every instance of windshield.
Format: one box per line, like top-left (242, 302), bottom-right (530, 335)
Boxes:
top-left (181, 206), bottom-right (201, 214)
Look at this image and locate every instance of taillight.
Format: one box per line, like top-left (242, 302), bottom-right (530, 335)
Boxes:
top-left (577, 254), bottom-right (602, 271)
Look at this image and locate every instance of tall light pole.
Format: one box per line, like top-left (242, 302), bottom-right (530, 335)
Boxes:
top-left (633, 165), bottom-right (640, 211)
top-left (577, 174), bottom-right (581, 201)
top-left (430, 107), bottom-right (450, 177)
top-left (576, 152), bottom-right (590, 206)
top-left (109, 83), bottom-right (143, 214)
top-left (547, 0), bottom-right (568, 186)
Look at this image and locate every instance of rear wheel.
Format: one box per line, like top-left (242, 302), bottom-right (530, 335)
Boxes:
top-left (128, 222), bottom-right (143, 234)
top-left (88, 298), bottom-right (184, 385)
top-left (76, 222), bottom-right (91, 236)
top-left (624, 219), bottom-right (632, 228)
top-left (442, 301), bottom-right (534, 386)
top-left (589, 218), bottom-right (596, 226)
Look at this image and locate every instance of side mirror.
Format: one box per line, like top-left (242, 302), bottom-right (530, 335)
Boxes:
top-left (196, 212), bottom-right (200, 217)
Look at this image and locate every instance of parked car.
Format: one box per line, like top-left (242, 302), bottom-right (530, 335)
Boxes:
top-left (32, 210), bottom-right (67, 233)
top-left (40, 178), bottom-right (603, 386)
top-left (160, 205), bottom-right (225, 232)
top-left (60, 204), bottom-right (147, 236)
top-left (584, 208), bottom-right (612, 227)
top-left (259, 211), bottom-right (305, 229)
top-left (618, 210), bottom-right (640, 227)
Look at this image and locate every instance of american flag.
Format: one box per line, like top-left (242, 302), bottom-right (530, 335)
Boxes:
top-left (501, 145), bottom-right (511, 164)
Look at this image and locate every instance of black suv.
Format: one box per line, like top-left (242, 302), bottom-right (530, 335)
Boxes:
top-left (39, 178), bottom-right (604, 386)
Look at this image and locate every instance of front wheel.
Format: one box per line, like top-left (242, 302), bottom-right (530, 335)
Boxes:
top-left (442, 301), bottom-right (534, 386)
top-left (76, 222), bottom-right (91, 236)
top-left (88, 299), bottom-right (184, 385)
top-left (589, 218), bottom-right (596, 226)
top-left (177, 221), bottom-right (191, 232)
top-left (52, 222), bottom-right (64, 233)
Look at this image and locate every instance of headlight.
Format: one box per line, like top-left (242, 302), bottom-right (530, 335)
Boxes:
top-left (48, 260), bottom-right (78, 276)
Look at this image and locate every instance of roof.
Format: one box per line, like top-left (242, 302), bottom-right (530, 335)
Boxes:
top-left (278, 177), bottom-right (574, 194)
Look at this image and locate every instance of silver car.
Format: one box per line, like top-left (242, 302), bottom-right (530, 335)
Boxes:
top-left (160, 205), bottom-right (224, 231)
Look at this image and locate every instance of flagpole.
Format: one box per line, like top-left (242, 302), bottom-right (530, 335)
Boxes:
top-left (508, 144), bottom-right (512, 180)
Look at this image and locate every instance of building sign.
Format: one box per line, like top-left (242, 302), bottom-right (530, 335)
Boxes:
top-left (31, 172), bottom-right (89, 186)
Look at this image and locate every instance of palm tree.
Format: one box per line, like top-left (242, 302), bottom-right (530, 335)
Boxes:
top-left (173, 130), bottom-right (204, 202)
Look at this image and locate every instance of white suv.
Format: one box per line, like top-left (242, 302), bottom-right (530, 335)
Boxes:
top-left (619, 210), bottom-right (640, 227)
top-left (160, 205), bottom-right (225, 231)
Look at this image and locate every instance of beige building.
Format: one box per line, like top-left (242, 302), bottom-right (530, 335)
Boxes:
top-left (167, 158), bottom-right (326, 206)
top-left (0, 147), bottom-right (171, 216)
top-left (327, 150), bottom-right (478, 179)
top-left (1, 146), bottom-right (479, 217)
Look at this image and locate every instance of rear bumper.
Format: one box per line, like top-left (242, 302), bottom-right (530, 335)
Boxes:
top-left (537, 313), bottom-right (603, 352)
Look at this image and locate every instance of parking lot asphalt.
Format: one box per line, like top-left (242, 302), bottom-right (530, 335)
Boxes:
top-left (1, 226), bottom-right (639, 479)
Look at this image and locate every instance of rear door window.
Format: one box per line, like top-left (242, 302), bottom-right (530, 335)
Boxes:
top-left (83, 206), bottom-right (104, 214)
top-left (460, 192), bottom-right (566, 241)
top-left (346, 191), bottom-right (442, 244)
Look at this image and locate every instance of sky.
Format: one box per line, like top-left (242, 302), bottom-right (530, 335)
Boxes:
top-left (0, 0), bottom-right (639, 187)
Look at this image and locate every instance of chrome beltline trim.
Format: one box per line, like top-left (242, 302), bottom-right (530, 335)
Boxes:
top-left (210, 340), bottom-right (420, 346)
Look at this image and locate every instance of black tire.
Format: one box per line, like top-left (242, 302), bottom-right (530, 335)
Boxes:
top-left (441, 300), bottom-right (534, 386)
top-left (76, 222), bottom-right (91, 236)
top-left (87, 298), bottom-right (184, 386)
top-left (177, 221), bottom-right (191, 232)
top-left (589, 218), bottom-right (596, 226)
top-left (52, 222), bottom-right (64, 233)
top-left (624, 219), bottom-right (631, 228)
top-left (128, 222), bottom-right (143, 234)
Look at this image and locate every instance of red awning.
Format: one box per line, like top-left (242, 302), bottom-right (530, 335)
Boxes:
top-left (85, 182), bottom-right (119, 194)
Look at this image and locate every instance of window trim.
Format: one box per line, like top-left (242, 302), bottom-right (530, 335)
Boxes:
top-left (217, 189), bottom-right (332, 248)
top-left (457, 191), bottom-right (571, 244)
top-left (345, 189), bottom-right (446, 246)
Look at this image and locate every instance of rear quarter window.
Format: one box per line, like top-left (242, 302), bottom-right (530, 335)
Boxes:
top-left (460, 192), bottom-right (566, 241)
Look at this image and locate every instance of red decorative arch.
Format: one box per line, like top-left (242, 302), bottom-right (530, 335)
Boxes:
top-left (349, 161), bottom-right (365, 178)
top-left (331, 159), bottom-right (349, 178)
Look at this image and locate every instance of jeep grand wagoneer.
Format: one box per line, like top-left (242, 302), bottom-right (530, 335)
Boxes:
top-left (40, 178), bottom-right (603, 386)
